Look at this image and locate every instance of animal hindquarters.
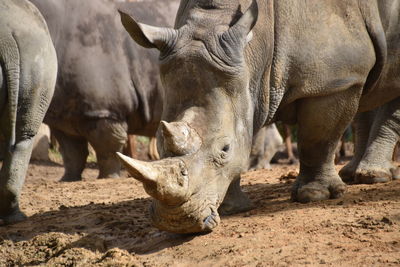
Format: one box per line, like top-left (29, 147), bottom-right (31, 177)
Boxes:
top-left (0, 0), bottom-right (57, 224)
top-left (0, 37), bottom-right (56, 224)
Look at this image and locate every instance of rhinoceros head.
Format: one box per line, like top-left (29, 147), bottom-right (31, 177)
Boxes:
top-left (118, 0), bottom-right (258, 233)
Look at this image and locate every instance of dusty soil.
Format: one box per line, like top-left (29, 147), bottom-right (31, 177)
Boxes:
top-left (0, 161), bottom-right (399, 266)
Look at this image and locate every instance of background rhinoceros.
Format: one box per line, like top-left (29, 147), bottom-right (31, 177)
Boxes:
top-left (29, 0), bottom-right (179, 181)
top-left (249, 124), bottom-right (283, 170)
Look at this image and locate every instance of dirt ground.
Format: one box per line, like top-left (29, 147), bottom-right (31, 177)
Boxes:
top-left (0, 161), bottom-right (399, 267)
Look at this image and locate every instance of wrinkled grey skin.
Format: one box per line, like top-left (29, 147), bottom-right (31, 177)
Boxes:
top-left (118, 0), bottom-right (400, 233)
top-left (340, 98), bottom-right (400, 184)
top-left (29, 0), bottom-right (179, 181)
top-left (0, 0), bottom-right (57, 225)
top-left (249, 124), bottom-right (283, 170)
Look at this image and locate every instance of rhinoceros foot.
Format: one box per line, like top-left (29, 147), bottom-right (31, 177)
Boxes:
top-left (354, 169), bottom-right (392, 184)
top-left (97, 160), bottom-right (121, 179)
top-left (97, 173), bottom-right (120, 179)
top-left (0, 209), bottom-right (27, 226)
top-left (339, 165), bottom-right (356, 184)
top-left (349, 160), bottom-right (400, 184)
top-left (249, 161), bottom-right (272, 171)
top-left (60, 174), bottom-right (82, 182)
top-left (287, 157), bottom-right (299, 165)
top-left (291, 177), bottom-right (346, 203)
top-left (392, 167), bottom-right (400, 180)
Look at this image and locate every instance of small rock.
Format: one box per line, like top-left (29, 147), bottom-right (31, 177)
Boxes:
top-left (381, 217), bottom-right (394, 225)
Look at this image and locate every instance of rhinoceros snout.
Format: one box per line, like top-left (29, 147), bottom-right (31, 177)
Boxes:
top-left (149, 200), bottom-right (221, 234)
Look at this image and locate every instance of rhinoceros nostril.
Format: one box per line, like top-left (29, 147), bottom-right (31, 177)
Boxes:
top-left (202, 208), bottom-right (220, 231)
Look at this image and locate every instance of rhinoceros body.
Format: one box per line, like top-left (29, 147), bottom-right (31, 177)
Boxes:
top-left (0, 0), bottom-right (57, 225)
top-left (29, 0), bottom-right (179, 181)
top-left (118, 0), bottom-right (400, 233)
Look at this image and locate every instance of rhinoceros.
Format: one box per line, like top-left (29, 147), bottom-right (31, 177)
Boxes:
top-left (249, 124), bottom-right (283, 170)
top-left (117, 0), bottom-right (400, 233)
top-left (28, 0), bottom-right (179, 181)
top-left (0, 0), bottom-right (57, 225)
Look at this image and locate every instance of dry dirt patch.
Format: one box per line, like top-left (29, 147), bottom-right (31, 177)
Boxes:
top-left (0, 162), bottom-right (399, 266)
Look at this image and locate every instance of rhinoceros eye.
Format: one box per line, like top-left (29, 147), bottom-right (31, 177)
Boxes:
top-left (222, 144), bottom-right (230, 153)
top-left (220, 144), bottom-right (231, 160)
top-left (211, 138), bottom-right (231, 165)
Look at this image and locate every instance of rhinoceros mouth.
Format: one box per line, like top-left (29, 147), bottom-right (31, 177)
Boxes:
top-left (149, 198), bottom-right (220, 234)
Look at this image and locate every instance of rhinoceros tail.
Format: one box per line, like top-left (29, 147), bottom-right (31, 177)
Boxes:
top-left (359, 2), bottom-right (387, 95)
top-left (0, 33), bottom-right (20, 152)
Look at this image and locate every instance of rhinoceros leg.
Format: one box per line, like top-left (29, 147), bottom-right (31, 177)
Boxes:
top-left (352, 98), bottom-right (400, 184)
top-left (0, 85), bottom-right (53, 225)
top-left (219, 177), bottom-right (252, 215)
top-left (339, 111), bottom-right (375, 183)
top-left (283, 124), bottom-right (298, 164)
top-left (291, 88), bottom-right (361, 203)
top-left (0, 137), bottom-right (33, 225)
top-left (52, 129), bottom-right (88, 182)
top-left (248, 127), bottom-right (268, 170)
top-left (87, 119), bottom-right (127, 179)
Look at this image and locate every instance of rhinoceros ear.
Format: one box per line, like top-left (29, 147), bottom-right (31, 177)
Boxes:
top-left (119, 10), bottom-right (177, 51)
top-left (222, 0), bottom-right (258, 46)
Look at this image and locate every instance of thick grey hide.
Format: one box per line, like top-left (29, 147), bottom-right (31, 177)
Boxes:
top-left (0, 0), bottom-right (57, 225)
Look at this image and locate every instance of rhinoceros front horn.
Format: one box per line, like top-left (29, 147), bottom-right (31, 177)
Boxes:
top-left (116, 152), bottom-right (158, 185)
top-left (116, 152), bottom-right (191, 204)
